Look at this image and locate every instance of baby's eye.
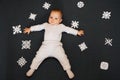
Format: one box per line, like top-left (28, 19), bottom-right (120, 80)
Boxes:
top-left (55, 18), bottom-right (58, 20)
top-left (50, 17), bottom-right (53, 19)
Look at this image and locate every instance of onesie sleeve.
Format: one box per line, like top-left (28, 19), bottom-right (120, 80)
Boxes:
top-left (30, 22), bottom-right (47, 32)
top-left (61, 24), bottom-right (78, 35)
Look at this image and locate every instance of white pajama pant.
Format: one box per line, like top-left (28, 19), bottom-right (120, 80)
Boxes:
top-left (30, 41), bottom-right (71, 71)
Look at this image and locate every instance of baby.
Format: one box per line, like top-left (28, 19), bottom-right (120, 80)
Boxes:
top-left (24, 9), bottom-right (84, 79)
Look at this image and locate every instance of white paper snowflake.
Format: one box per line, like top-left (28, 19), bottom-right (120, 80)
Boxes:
top-left (42, 2), bottom-right (51, 10)
top-left (77, 1), bottom-right (85, 8)
top-left (100, 61), bottom-right (109, 70)
top-left (17, 57), bottom-right (27, 67)
top-left (78, 42), bottom-right (88, 51)
top-left (29, 13), bottom-right (37, 20)
top-left (102, 11), bottom-right (111, 19)
top-left (71, 20), bottom-right (79, 28)
top-left (12, 25), bottom-right (22, 35)
top-left (22, 40), bottom-right (31, 49)
top-left (105, 38), bottom-right (112, 46)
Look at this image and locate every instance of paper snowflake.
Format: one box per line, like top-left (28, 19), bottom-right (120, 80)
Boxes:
top-left (42, 2), bottom-right (51, 10)
top-left (78, 42), bottom-right (88, 51)
top-left (102, 11), bottom-right (111, 19)
top-left (105, 38), bottom-right (112, 46)
top-left (71, 21), bottom-right (79, 28)
top-left (100, 61), bottom-right (109, 70)
top-left (12, 25), bottom-right (22, 35)
top-left (21, 40), bottom-right (31, 49)
top-left (77, 1), bottom-right (85, 8)
top-left (17, 57), bottom-right (27, 67)
top-left (29, 13), bottom-right (37, 20)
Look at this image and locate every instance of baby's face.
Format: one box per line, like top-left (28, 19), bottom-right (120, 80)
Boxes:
top-left (48, 11), bottom-right (62, 25)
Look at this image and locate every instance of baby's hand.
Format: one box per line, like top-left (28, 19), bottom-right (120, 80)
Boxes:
top-left (77, 30), bottom-right (84, 36)
top-left (23, 27), bottom-right (30, 34)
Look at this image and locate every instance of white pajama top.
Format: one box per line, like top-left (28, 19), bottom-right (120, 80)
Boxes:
top-left (30, 22), bottom-right (78, 41)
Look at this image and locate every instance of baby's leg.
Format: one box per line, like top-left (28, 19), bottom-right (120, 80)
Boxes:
top-left (26, 46), bottom-right (48, 77)
top-left (54, 47), bottom-right (74, 79)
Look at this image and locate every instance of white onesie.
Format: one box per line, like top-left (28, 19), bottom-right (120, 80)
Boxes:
top-left (30, 22), bottom-right (78, 71)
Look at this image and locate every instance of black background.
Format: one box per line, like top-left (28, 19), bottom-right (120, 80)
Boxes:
top-left (0, 0), bottom-right (120, 80)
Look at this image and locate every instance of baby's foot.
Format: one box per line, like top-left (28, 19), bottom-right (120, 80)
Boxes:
top-left (66, 69), bottom-right (75, 79)
top-left (26, 69), bottom-right (35, 77)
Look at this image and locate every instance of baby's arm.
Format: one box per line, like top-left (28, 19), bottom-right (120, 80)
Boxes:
top-left (24, 27), bottom-right (31, 34)
top-left (62, 24), bottom-right (84, 36)
top-left (23, 23), bottom-right (47, 34)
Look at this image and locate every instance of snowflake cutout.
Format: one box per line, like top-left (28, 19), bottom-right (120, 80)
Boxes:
top-left (12, 25), bottom-right (22, 35)
top-left (105, 38), bottom-right (112, 46)
top-left (102, 11), bottom-right (111, 19)
top-left (71, 20), bottom-right (79, 28)
top-left (78, 42), bottom-right (88, 51)
top-left (42, 2), bottom-right (51, 10)
top-left (17, 57), bottom-right (27, 67)
top-left (77, 1), bottom-right (85, 8)
top-left (22, 40), bottom-right (31, 49)
top-left (29, 13), bottom-right (37, 20)
top-left (100, 61), bottom-right (109, 70)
